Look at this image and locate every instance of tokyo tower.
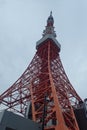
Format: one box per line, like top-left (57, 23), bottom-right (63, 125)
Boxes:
top-left (0, 12), bottom-right (82, 130)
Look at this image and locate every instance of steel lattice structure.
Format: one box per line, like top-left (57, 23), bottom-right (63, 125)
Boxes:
top-left (0, 12), bottom-right (82, 130)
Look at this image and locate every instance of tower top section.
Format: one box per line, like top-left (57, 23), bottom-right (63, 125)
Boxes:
top-left (47, 11), bottom-right (54, 26)
top-left (42, 11), bottom-right (56, 37)
top-left (36, 12), bottom-right (61, 50)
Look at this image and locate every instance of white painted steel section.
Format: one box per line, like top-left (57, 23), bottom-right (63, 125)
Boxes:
top-left (36, 34), bottom-right (61, 49)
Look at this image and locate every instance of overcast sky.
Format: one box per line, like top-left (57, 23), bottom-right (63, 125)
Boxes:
top-left (0, 0), bottom-right (87, 100)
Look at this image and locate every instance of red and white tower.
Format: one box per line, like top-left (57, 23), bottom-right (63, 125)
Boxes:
top-left (0, 12), bottom-right (82, 130)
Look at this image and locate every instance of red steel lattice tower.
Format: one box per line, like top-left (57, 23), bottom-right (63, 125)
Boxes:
top-left (0, 12), bottom-right (82, 130)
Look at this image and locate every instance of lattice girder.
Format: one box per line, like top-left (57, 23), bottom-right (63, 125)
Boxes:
top-left (0, 40), bottom-right (82, 130)
top-left (0, 12), bottom-right (83, 130)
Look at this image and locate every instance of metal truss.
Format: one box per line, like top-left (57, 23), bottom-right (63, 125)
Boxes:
top-left (0, 40), bottom-right (82, 130)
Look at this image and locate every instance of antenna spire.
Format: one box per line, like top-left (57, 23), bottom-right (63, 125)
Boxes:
top-left (42, 12), bottom-right (56, 37)
top-left (50, 11), bottom-right (52, 16)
